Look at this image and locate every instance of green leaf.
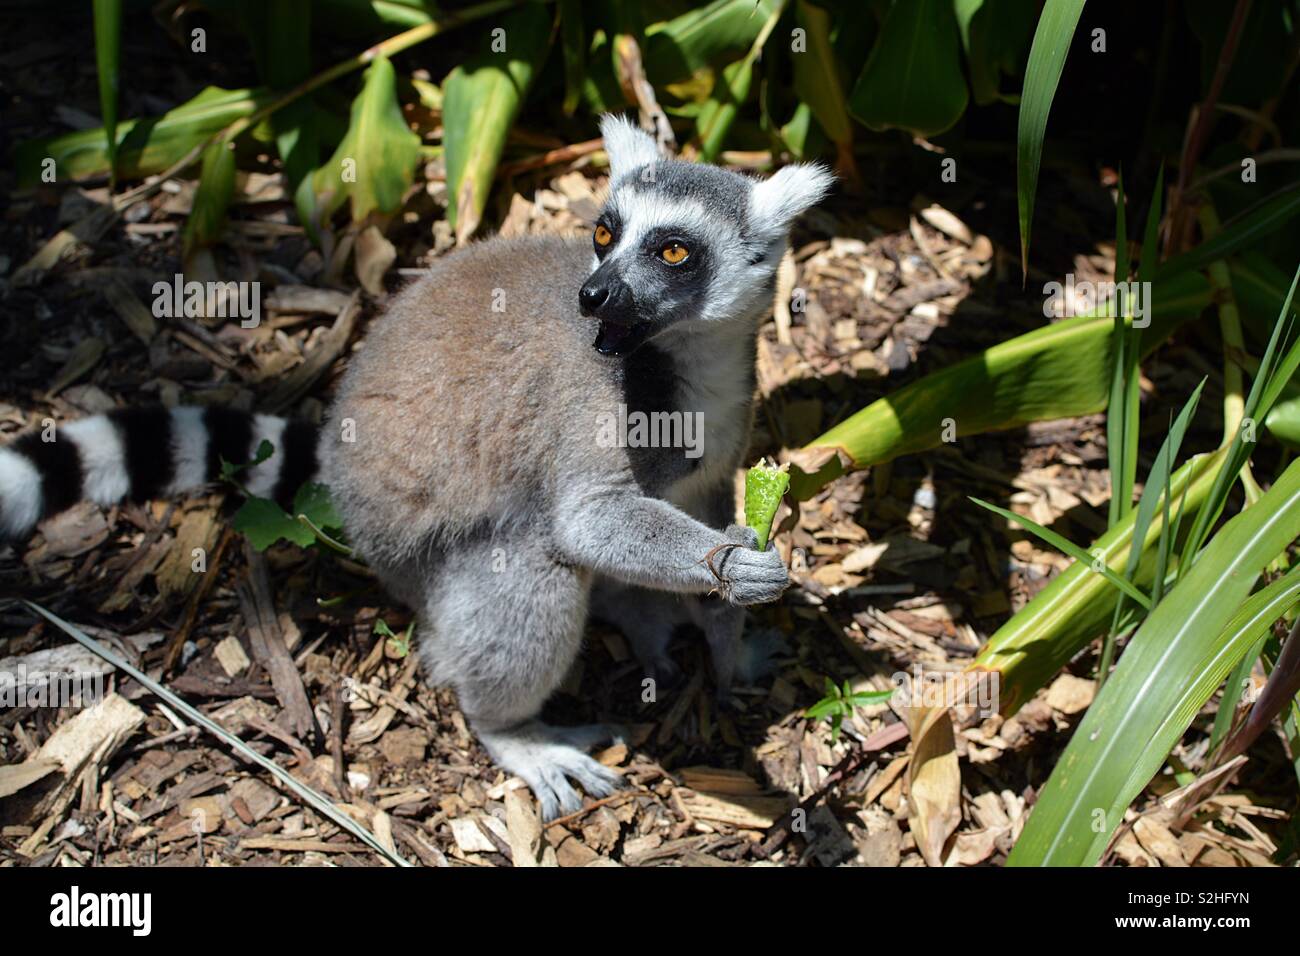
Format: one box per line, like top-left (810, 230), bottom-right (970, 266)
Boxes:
top-left (441, 2), bottom-right (553, 242)
top-left (791, 1), bottom-right (853, 166)
top-left (16, 86), bottom-right (274, 188)
top-left (183, 137), bottom-right (239, 257)
top-left (955, 0), bottom-right (1036, 106)
top-left (233, 496), bottom-right (316, 551)
top-left (220, 438), bottom-right (275, 482)
top-left (557, 0), bottom-right (586, 115)
top-left (643, 0), bottom-right (781, 84)
top-left (848, 0), bottom-right (969, 138)
top-left (744, 461), bottom-right (791, 551)
top-left (788, 270), bottom-right (1210, 499)
top-left (293, 481), bottom-right (343, 531)
top-left (972, 447), bottom-right (1227, 715)
top-left (1009, 463), bottom-right (1300, 866)
top-left (969, 497), bottom-right (1153, 610)
top-left (1016, 0), bottom-right (1086, 277)
top-left (847, 689), bottom-right (895, 707)
top-left (295, 54), bottom-right (422, 241)
top-left (1105, 172), bottom-right (1135, 527)
top-left (92, 0), bottom-right (122, 180)
top-left (1124, 379), bottom-right (1204, 590)
top-left (1155, 184), bottom-right (1300, 282)
top-left (694, 0), bottom-right (785, 161)
top-left (1182, 263), bottom-right (1300, 566)
top-left (264, 0), bottom-right (319, 189)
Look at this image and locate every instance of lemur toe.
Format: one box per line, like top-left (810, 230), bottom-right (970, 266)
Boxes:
top-left (480, 723), bottom-right (624, 822)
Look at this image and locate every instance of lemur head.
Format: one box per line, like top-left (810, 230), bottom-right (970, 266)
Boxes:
top-left (580, 114), bottom-right (833, 356)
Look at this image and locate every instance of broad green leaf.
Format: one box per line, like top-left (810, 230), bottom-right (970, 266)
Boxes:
top-left (293, 481), bottom-right (343, 531)
top-left (788, 270), bottom-right (1210, 499)
top-left (848, 0), bottom-right (969, 138)
top-left (442, 2), bottom-right (553, 241)
top-left (1265, 394), bottom-right (1300, 446)
top-left (643, 0), bottom-right (780, 85)
top-left (92, 0), bottom-right (122, 180)
top-left (295, 54), bottom-right (422, 240)
top-left (232, 496), bottom-right (316, 551)
top-left (694, 0), bottom-right (784, 161)
top-left (263, 0), bottom-right (319, 189)
top-left (183, 137), bottom-right (239, 256)
top-left (1016, 0), bottom-right (1086, 276)
top-left (16, 86), bottom-right (274, 187)
top-left (955, 0), bottom-right (1035, 105)
top-left (1009, 462), bottom-right (1300, 866)
top-left (313, 0), bottom-right (439, 31)
top-left (792, 1), bottom-right (854, 169)
top-left (558, 0), bottom-right (586, 115)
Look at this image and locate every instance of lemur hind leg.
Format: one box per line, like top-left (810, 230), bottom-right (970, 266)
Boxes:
top-left (589, 579), bottom-right (691, 687)
top-left (419, 537), bottom-right (621, 821)
top-left (591, 580), bottom-right (750, 696)
top-left (686, 594), bottom-right (746, 696)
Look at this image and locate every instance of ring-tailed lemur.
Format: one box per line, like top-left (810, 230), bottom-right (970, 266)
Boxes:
top-left (0, 115), bottom-right (832, 819)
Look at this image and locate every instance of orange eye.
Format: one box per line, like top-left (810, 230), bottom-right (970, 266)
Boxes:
top-left (594, 224), bottom-right (613, 247)
top-left (661, 241), bottom-right (690, 265)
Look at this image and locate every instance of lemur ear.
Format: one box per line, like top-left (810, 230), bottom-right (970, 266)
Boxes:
top-left (600, 113), bottom-right (660, 181)
top-left (749, 164), bottom-right (835, 238)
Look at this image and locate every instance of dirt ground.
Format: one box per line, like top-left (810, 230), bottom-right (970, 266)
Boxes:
top-left (1, 12), bottom-right (1294, 868)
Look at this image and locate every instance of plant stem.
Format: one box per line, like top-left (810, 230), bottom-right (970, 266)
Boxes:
top-left (1165, 0), bottom-right (1253, 256)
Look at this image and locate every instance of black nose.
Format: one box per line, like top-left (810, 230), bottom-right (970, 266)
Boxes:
top-left (579, 283), bottom-right (609, 315)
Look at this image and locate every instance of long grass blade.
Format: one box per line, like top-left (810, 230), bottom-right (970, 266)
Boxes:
top-left (969, 497), bottom-right (1153, 610)
top-left (1016, 0), bottom-right (1086, 278)
top-left (22, 600), bottom-right (411, 867)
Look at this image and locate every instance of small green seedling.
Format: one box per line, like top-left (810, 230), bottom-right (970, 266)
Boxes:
top-left (374, 618), bottom-right (413, 658)
top-left (806, 677), bottom-right (895, 742)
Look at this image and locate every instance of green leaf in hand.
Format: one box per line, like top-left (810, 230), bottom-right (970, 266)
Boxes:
top-left (744, 460), bottom-right (790, 550)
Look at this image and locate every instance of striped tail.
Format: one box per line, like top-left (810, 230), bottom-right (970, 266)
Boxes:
top-left (0, 407), bottom-right (319, 540)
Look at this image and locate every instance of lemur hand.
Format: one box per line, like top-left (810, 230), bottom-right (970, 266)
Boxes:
top-left (709, 524), bottom-right (789, 606)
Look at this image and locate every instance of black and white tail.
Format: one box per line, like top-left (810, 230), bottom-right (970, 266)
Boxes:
top-left (0, 407), bottom-right (319, 540)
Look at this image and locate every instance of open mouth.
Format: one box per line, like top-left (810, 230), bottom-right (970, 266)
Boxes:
top-left (592, 319), bottom-right (652, 356)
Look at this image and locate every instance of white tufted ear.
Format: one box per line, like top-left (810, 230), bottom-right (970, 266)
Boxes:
top-left (749, 163), bottom-right (835, 237)
top-left (599, 113), bottom-right (661, 181)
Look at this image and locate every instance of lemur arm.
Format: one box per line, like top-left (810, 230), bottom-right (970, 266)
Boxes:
top-left (552, 480), bottom-right (787, 605)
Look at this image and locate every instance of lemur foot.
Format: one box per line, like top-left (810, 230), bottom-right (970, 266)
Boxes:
top-left (736, 626), bottom-right (789, 684)
top-left (478, 721), bottom-right (624, 821)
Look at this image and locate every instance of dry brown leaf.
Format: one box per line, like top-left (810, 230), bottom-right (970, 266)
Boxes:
top-left (904, 703), bottom-right (962, 867)
top-left (354, 225), bottom-right (396, 296)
